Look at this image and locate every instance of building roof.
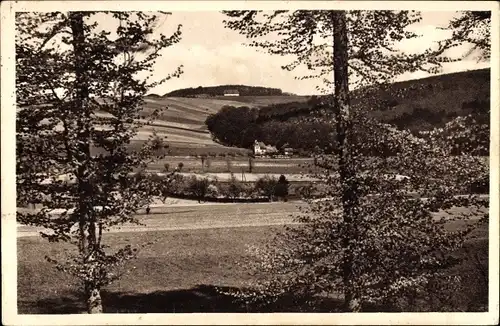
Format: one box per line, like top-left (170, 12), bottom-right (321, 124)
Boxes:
top-left (223, 89), bottom-right (239, 94)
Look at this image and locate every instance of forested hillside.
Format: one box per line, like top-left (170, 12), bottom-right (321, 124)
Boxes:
top-left (206, 69), bottom-right (490, 154)
top-left (165, 85), bottom-right (284, 97)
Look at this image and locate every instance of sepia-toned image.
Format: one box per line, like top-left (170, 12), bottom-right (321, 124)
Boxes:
top-left (2, 1), bottom-right (499, 325)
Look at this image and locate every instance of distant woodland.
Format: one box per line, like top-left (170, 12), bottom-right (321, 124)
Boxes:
top-left (164, 85), bottom-right (284, 97)
top-left (206, 69), bottom-right (490, 155)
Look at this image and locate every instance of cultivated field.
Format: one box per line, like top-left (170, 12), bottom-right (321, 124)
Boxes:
top-left (148, 156), bottom-right (315, 174)
top-left (123, 96), bottom-right (309, 156)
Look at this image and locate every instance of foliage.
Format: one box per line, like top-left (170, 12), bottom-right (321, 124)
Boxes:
top-left (220, 173), bottom-right (246, 199)
top-left (254, 175), bottom-right (278, 201)
top-left (154, 172), bottom-right (261, 201)
top-left (274, 175), bottom-right (290, 201)
top-left (205, 102), bottom-right (335, 152)
top-left (256, 100), bottom-right (314, 123)
top-left (206, 183), bottom-right (220, 197)
top-left (418, 114), bottom-right (490, 156)
top-left (205, 106), bottom-right (261, 148)
top-left (186, 176), bottom-right (211, 202)
top-left (437, 11), bottom-right (491, 61)
top-left (221, 9), bottom-right (489, 312)
top-left (230, 117), bottom-right (489, 311)
top-left (16, 11), bottom-right (182, 313)
top-left (223, 10), bottom-right (448, 91)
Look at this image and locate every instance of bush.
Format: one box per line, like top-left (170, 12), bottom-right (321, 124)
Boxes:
top-left (275, 174), bottom-right (290, 201)
top-left (220, 173), bottom-right (245, 199)
top-left (255, 175), bottom-right (278, 201)
top-left (186, 176), bottom-right (210, 202)
top-left (207, 184), bottom-right (219, 197)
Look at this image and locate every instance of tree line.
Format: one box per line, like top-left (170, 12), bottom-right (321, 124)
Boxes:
top-left (206, 97), bottom-right (490, 156)
top-left (140, 172), bottom-right (291, 203)
top-left (165, 84), bottom-right (283, 97)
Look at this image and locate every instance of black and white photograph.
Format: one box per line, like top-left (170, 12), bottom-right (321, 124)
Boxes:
top-left (1, 1), bottom-right (499, 325)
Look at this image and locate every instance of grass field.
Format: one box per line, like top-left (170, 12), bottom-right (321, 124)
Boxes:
top-left (17, 202), bottom-right (488, 313)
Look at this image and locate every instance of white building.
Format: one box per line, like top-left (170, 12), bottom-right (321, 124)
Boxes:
top-left (223, 89), bottom-right (240, 96)
top-left (254, 140), bottom-right (278, 156)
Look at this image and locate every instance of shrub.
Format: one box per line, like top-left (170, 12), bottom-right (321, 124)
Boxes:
top-left (207, 184), bottom-right (219, 197)
top-left (275, 174), bottom-right (290, 201)
top-left (186, 176), bottom-right (210, 203)
top-left (177, 162), bottom-right (184, 172)
top-left (163, 163), bottom-right (170, 172)
top-left (224, 173), bottom-right (245, 199)
top-left (255, 175), bottom-right (278, 201)
top-left (155, 173), bottom-right (187, 201)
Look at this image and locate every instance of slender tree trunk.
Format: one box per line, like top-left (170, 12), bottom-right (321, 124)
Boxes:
top-left (87, 285), bottom-right (103, 313)
top-left (70, 12), bottom-right (103, 314)
top-left (332, 10), bottom-right (361, 312)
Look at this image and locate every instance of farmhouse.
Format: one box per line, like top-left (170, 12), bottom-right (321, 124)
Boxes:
top-left (223, 89), bottom-right (240, 96)
top-left (253, 140), bottom-right (278, 156)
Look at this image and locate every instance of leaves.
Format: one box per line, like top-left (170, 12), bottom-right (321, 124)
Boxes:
top-left (223, 10), bottom-right (444, 91)
top-left (222, 9), bottom-right (489, 311)
top-left (16, 11), bottom-right (183, 298)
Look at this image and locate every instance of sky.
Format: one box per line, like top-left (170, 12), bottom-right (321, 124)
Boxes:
top-left (103, 11), bottom-right (491, 96)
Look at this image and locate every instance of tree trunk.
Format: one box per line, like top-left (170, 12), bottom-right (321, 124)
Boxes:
top-left (70, 12), bottom-right (103, 314)
top-left (331, 10), bottom-right (362, 312)
top-left (86, 283), bottom-right (103, 314)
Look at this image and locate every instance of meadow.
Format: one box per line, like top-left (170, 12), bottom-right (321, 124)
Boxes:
top-left (17, 201), bottom-right (488, 313)
top-left (148, 156), bottom-right (314, 174)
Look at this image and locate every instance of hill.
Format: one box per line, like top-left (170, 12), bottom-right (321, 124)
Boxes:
top-left (361, 68), bottom-right (490, 130)
top-left (90, 69), bottom-right (489, 156)
top-left (256, 68), bottom-right (490, 130)
top-left (117, 95), bottom-right (310, 156)
top-left (164, 85), bottom-right (285, 97)
top-left (205, 68), bottom-right (490, 152)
